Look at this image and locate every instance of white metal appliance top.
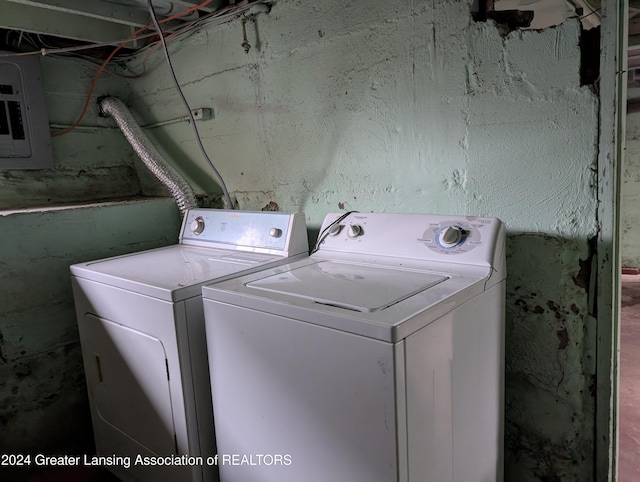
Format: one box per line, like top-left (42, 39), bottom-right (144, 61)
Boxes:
top-left (310, 212), bottom-right (505, 267)
top-left (70, 209), bottom-right (309, 302)
top-left (179, 209), bottom-right (308, 255)
top-left (202, 212), bottom-right (506, 341)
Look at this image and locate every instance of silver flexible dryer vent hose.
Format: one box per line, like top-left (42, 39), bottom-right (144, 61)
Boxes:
top-left (99, 96), bottom-right (198, 215)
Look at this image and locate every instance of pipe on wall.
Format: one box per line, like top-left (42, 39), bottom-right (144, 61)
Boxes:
top-left (99, 96), bottom-right (198, 216)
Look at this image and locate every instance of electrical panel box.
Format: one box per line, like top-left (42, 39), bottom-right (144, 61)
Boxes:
top-left (0, 52), bottom-right (53, 169)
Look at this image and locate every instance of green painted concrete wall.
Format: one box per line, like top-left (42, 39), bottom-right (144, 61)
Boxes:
top-left (0, 199), bottom-right (181, 456)
top-left (123, 2), bottom-right (599, 479)
top-left (0, 40), bottom-right (182, 460)
top-left (623, 109), bottom-right (640, 269)
top-left (0, 0), bottom-right (605, 480)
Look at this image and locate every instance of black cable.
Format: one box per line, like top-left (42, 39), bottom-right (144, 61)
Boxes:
top-left (311, 211), bottom-right (358, 254)
top-left (147, 0), bottom-right (235, 209)
top-left (579, 5), bottom-right (601, 21)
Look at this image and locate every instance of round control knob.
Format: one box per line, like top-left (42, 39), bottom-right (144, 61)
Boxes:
top-left (190, 218), bottom-right (205, 235)
top-left (328, 224), bottom-right (343, 236)
top-left (347, 224), bottom-right (363, 238)
top-left (439, 226), bottom-right (463, 247)
top-left (269, 227), bottom-right (282, 238)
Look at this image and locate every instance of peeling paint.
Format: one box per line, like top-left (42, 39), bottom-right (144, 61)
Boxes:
top-left (557, 328), bottom-right (569, 350)
top-left (506, 234), bottom-right (595, 479)
top-left (443, 169), bottom-right (467, 192)
top-left (261, 201), bottom-right (280, 211)
top-left (572, 235), bottom-right (596, 292)
top-left (0, 331), bottom-right (6, 364)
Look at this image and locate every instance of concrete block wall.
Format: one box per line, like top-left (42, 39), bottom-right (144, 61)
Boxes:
top-left (0, 46), bottom-right (183, 458)
top-left (123, 1), bottom-right (599, 478)
top-left (0, 55), bottom-right (147, 211)
top-left (0, 0), bottom-right (609, 479)
top-left (0, 199), bottom-right (182, 455)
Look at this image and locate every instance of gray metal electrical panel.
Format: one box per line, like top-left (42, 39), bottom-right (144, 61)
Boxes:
top-left (0, 52), bottom-right (53, 169)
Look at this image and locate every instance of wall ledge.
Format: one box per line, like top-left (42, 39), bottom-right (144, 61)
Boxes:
top-left (0, 196), bottom-right (174, 217)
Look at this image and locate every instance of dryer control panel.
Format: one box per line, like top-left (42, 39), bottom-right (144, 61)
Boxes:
top-left (316, 212), bottom-right (505, 268)
top-left (179, 209), bottom-right (308, 256)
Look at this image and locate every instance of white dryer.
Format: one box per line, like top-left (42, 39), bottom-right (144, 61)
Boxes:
top-left (70, 209), bottom-right (308, 482)
top-left (202, 212), bottom-right (506, 482)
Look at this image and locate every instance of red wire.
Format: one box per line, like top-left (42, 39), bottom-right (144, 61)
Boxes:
top-left (52, 0), bottom-right (214, 138)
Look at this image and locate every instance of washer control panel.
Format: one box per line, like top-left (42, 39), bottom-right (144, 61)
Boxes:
top-left (317, 212), bottom-right (504, 266)
top-left (347, 224), bottom-right (363, 238)
top-left (422, 220), bottom-right (484, 255)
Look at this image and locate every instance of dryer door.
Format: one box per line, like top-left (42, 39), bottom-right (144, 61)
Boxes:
top-left (82, 314), bottom-right (177, 456)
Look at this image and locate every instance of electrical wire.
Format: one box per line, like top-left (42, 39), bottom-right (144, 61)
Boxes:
top-left (130, 1), bottom-right (262, 60)
top-left (53, 54), bottom-right (147, 79)
top-left (0, 0), bottom-right (271, 134)
top-left (0, 30), bottom-right (163, 58)
top-left (575, 0), bottom-right (601, 21)
top-left (0, 11), bottom-right (216, 60)
top-left (51, 0), bottom-right (216, 138)
top-left (579, 8), bottom-right (601, 20)
top-left (48, 1), bottom-right (269, 138)
top-left (147, 0), bottom-right (234, 209)
top-left (311, 212), bottom-right (358, 254)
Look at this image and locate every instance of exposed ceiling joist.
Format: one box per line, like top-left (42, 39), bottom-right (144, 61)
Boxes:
top-left (0, 0), bottom-right (223, 46)
top-left (3, 0), bottom-right (153, 28)
top-left (0, 2), bottom-right (137, 44)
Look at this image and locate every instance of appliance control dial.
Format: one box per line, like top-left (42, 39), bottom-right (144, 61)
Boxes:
top-left (438, 225), bottom-right (463, 247)
top-left (329, 224), bottom-right (343, 236)
top-left (347, 224), bottom-right (363, 238)
top-left (190, 217), bottom-right (205, 235)
top-left (269, 227), bottom-right (282, 238)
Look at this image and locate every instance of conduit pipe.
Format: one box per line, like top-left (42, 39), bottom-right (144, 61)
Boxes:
top-left (99, 96), bottom-right (198, 216)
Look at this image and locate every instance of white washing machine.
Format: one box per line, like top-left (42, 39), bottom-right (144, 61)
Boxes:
top-left (201, 212), bottom-right (506, 482)
top-left (70, 209), bottom-right (308, 482)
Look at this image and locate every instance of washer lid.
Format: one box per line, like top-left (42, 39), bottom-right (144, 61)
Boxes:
top-left (246, 261), bottom-right (447, 313)
top-left (203, 257), bottom-right (492, 342)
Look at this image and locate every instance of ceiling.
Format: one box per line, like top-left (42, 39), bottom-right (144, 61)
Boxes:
top-left (2, 0), bottom-right (607, 48)
top-left (5, 0), bottom-right (639, 67)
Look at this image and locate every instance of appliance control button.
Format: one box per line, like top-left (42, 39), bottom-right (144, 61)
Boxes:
top-left (269, 227), bottom-right (282, 238)
top-left (329, 224), bottom-right (343, 236)
top-left (348, 224), bottom-right (363, 238)
top-left (190, 218), bottom-right (205, 235)
top-left (439, 226), bottom-right (463, 247)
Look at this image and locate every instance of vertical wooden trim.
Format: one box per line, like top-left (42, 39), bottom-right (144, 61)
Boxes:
top-left (596, 0), bottom-right (627, 480)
